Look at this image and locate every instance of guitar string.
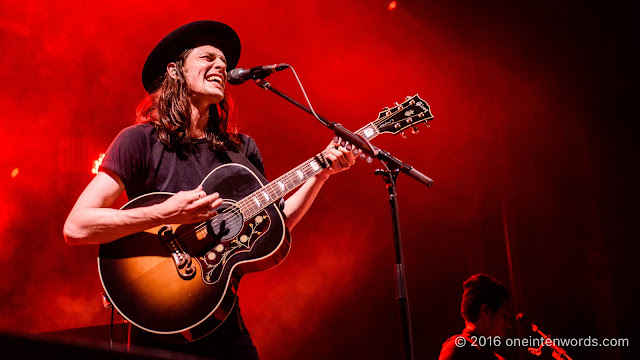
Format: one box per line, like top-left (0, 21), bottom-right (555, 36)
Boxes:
top-left (173, 151), bottom-right (330, 250)
top-left (174, 153), bottom-right (325, 249)
top-left (172, 131), bottom-right (379, 250)
top-left (170, 102), bottom-right (427, 250)
top-left (175, 148), bottom-right (340, 250)
top-left (172, 145), bottom-right (342, 250)
top-left (170, 105), bottom-right (417, 250)
top-left (171, 103), bottom-right (421, 249)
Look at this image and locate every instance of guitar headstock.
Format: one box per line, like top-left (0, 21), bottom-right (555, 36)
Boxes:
top-left (374, 94), bottom-right (433, 136)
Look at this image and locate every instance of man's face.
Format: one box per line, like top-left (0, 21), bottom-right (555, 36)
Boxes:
top-left (487, 304), bottom-right (512, 338)
top-left (181, 45), bottom-right (227, 106)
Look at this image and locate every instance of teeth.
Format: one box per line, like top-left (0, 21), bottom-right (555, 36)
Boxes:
top-left (206, 75), bottom-right (223, 84)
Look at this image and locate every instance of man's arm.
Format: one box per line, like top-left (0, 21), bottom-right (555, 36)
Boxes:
top-left (283, 143), bottom-right (355, 230)
top-left (63, 170), bottom-right (222, 245)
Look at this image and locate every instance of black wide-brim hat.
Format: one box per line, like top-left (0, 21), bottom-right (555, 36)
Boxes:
top-left (142, 20), bottom-right (241, 94)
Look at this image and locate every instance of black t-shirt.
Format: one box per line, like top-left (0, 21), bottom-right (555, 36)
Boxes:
top-left (100, 123), bottom-right (265, 200)
top-left (99, 123), bottom-right (264, 358)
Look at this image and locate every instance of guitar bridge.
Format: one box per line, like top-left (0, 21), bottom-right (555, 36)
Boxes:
top-left (159, 225), bottom-right (196, 280)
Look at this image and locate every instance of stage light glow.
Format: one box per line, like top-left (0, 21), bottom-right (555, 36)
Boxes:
top-left (91, 153), bottom-right (106, 175)
top-left (10, 168), bottom-right (19, 178)
top-left (388, 1), bottom-right (397, 11)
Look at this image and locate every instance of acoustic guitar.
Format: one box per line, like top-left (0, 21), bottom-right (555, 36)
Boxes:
top-left (98, 95), bottom-right (433, 342)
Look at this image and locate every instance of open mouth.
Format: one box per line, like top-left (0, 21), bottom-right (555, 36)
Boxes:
top-left (206, 74), bottom-right (224, 85)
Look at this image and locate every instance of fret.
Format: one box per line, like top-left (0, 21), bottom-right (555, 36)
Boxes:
top-left (356, 124), bottom-right (378, 141)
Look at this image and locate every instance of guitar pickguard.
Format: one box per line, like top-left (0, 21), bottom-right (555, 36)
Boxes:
top-left (197, 210), bottom-right (272, 285)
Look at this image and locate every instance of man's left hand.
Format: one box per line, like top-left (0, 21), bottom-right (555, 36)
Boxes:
top-left (318, 137), bottom-right (357, 180)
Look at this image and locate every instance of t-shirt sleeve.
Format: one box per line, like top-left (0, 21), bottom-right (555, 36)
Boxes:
top-left (99, 125), bottom-right (149, 189)
top-left (241, 135), bottom-right (266, 178)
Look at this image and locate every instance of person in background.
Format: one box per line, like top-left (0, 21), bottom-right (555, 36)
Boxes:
top-left (439, 274), bottom-right (512, 360)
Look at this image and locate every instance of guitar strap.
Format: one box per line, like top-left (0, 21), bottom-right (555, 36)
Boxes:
top-left (224, 150), bottom-right (268, 185)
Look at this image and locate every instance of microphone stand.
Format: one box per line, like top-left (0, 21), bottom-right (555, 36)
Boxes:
top-left (254, 79), bottom-right (434, 360)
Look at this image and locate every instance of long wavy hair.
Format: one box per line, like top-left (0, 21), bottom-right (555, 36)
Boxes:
top-left (136, 48), bottom-right (240, 153)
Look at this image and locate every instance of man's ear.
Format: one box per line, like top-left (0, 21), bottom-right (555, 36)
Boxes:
top-left (167, 63), bottom-right (178, 80)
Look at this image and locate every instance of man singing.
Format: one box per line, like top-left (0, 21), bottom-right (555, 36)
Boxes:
top-left (64, 20), bottom-right (355, 359)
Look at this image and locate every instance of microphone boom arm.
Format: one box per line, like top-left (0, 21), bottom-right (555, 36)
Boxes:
top-left (253, 79), bottom-right (433, 187)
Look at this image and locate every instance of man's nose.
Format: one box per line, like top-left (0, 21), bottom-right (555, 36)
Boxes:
top-left (214, 60), bottom-right (226, 71)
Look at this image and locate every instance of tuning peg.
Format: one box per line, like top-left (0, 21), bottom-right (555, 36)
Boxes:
top-left (405, 96), bottom-right (412, 100)
top-left (366, 156), bottom-right (373, 164)
top-left (400, 131), bottom-right (407, 139)
top-left (382, 106), bottom-right (389, 111)
top-left (411, 126), bottom-right (419, 134)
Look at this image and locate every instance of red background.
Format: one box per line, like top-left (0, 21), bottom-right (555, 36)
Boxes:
top-left (0, 1), bottom-right (636, 359)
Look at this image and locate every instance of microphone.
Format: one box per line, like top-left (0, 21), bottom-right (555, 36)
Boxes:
top-left (228, 63), bottom-right (289, 85)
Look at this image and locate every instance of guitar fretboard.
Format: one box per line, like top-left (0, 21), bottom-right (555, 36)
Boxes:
top-left (236, 122), bottom-right (380, 219)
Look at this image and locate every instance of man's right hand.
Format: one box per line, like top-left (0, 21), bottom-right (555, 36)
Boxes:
top-left (156, 185), bottom-right (223, 224)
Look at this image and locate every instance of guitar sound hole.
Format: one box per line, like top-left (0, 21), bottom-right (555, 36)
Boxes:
top-left (209, 205), bottom-right (243, 242)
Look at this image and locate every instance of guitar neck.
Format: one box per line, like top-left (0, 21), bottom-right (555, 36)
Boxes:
top-left (237, 122), bottom-right (381, 219)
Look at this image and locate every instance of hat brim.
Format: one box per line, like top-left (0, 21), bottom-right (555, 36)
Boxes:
top-left (142, 20), bottom-right (241, 94)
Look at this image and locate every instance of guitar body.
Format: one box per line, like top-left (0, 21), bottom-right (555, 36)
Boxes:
top-left (98, 163), bottom-right (291, 343)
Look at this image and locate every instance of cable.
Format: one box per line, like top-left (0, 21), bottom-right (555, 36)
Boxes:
top-left (288, 66), bottom-right (323, 124)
